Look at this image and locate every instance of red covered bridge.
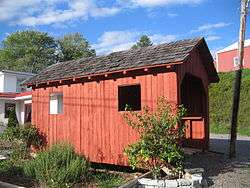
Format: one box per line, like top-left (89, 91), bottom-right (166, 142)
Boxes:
top-left (24, 37), bottom-right (219, 166)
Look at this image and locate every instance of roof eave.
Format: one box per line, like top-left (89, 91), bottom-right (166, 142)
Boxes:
top-left (25, 61), bottom-right (184, 88)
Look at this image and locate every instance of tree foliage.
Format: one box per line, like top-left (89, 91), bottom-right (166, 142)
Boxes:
top-left (132, 35), bottom-right (153, 49)
top-left (7, 108), bottom-right (18, 128)
top-left (123, 97), bottom-right (186, 178)
top-left (58, 32), bottom-right (96, 62)
top-left (0, 30), bottom-right (58, 73)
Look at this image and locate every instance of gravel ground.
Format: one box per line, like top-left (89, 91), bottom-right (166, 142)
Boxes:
top-left (185, 134), bottom-right (250, 188)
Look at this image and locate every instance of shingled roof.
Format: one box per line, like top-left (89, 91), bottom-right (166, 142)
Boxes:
top-left (24, 37), bottom-right (218, 86)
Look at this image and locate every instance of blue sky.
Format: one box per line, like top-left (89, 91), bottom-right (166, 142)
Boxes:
top-left (0, 0), bottom-right (249, 55)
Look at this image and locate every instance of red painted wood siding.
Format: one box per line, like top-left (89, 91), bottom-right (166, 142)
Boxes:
top-left (32, 71), bottom-right (178, 166)
top-left (177, 49), bottom-right (210, 149)
top-left (216, 46), bottom-right (250, 72)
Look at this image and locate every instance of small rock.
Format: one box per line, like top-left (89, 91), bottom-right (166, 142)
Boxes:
top-left (138, 178), bottom-right (165, 187)
top-left (165, 180), bottom-right (178, 188)
top-left (191, 174), bottom-right (203, 187)
top-left (0, 155), bottom-right (7, 160)
top-left (185, 168), bottom-right (204, 175)
top-left (177, 178), bottom-right (192, 186)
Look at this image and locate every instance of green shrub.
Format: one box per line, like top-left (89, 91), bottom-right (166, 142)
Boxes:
top-left (0, 124), bottom-right (45, 149)
top-left (23, 143), bottom-right (90, 188)
top-left (0, 127), bottom-right (20, 141)
top-left (7, 108), bottom-right (18, 128)
top-left (19, 124), bottom-right (46, 148)
top-left (0, 159), bottom-right (24, 177)
top-left (0, 140), bottom-right (29, 180)
top-left (123, 97), bottom-right (186, 179)
top-left (10, 139), bottom-right (31, 161)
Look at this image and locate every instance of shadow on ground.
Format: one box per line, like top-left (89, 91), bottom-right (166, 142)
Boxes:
top-left (185, 135), bottom-right (250, 187)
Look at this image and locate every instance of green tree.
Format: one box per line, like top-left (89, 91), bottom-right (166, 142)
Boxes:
top-left (132, 35), bottom-right (153, 49)
top-left (7, 109), bottom-right (18, 128)
top-left (0, 30), bottom-right (58, 73)
top-left (58, 33), bottom-right (96, 61)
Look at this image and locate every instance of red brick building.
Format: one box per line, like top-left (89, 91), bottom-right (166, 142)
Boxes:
top-left (215, 39), bottom-right (250, 72)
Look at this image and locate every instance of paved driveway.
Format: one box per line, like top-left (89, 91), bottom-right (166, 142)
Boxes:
top-left (185, 134), bottom-right (250, 187)
top-left (210, 133), bottom-right (250, 163)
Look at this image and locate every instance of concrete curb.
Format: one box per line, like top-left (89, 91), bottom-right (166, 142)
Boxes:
top-left (0, 181), bottom-right (25, 188)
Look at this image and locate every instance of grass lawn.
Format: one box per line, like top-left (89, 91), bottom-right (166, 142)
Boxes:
top-left (209, 69), bottom-right (250, 136)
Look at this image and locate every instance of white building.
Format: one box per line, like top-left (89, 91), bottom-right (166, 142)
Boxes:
top-left (0, 70), bottom-right (35, 132)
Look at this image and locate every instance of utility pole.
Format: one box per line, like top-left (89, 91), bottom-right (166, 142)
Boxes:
top-left (229, 0), bottom-right (249, 158)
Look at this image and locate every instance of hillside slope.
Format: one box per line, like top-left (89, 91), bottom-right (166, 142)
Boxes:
top-left (209, 69), bottom-right (250, 136)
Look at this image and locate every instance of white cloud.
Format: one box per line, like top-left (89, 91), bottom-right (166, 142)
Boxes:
top-left (0, 0), bottom-right (121, 26)
top-left (150, 34), bottom-right (177, 44)
top-left (206, 35), bottom-right (221, 41)
top-left (93, 30), bottom-right (177, 55)
top-left (0, 0), bottom-right (40, 21)
top-left (191, 22), bottom-right (231, 33)
top-left (121, 0), bottom-right (203, 7)
top-left (0, 0), bottom-right (206, 26)
top-left (93, 31), bottom-right (140, 54)
top-left (210, 46), bottom-right (224, 58)
top-left (167, 13), bottom-right (178, 18)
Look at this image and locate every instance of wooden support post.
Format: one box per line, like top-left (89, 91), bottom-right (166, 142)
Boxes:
top-left (229, 0), bottom-right (249, 158)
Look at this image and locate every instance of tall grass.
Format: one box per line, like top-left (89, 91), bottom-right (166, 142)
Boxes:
top-left (209, 69), bottom-right (250, 136)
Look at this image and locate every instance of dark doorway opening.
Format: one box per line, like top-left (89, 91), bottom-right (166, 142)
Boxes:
top-left (181, 74), bottom-right (208, 149)
top-left (24, 103), bottom-right (32, 123)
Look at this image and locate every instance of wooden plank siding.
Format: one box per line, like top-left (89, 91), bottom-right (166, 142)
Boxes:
top-left (177, 49), bottom-right (210, 149)
top-left (32, 70), bottom-right (178, 166)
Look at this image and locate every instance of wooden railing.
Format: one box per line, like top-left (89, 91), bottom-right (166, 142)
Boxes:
top-left (182, 116), bottom-right (205, 148)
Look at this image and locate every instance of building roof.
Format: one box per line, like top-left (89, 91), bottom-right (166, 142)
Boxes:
top-left (217, 39), bottom-right (250, 54)
top-left (0, 92), bottom-right (16, 99)
top-left (0, 92), bottom-right (32, 100)
top-left (24, 37), bottom-right (219, 86)
top-left (0, 70), bottom-right (36, 76)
